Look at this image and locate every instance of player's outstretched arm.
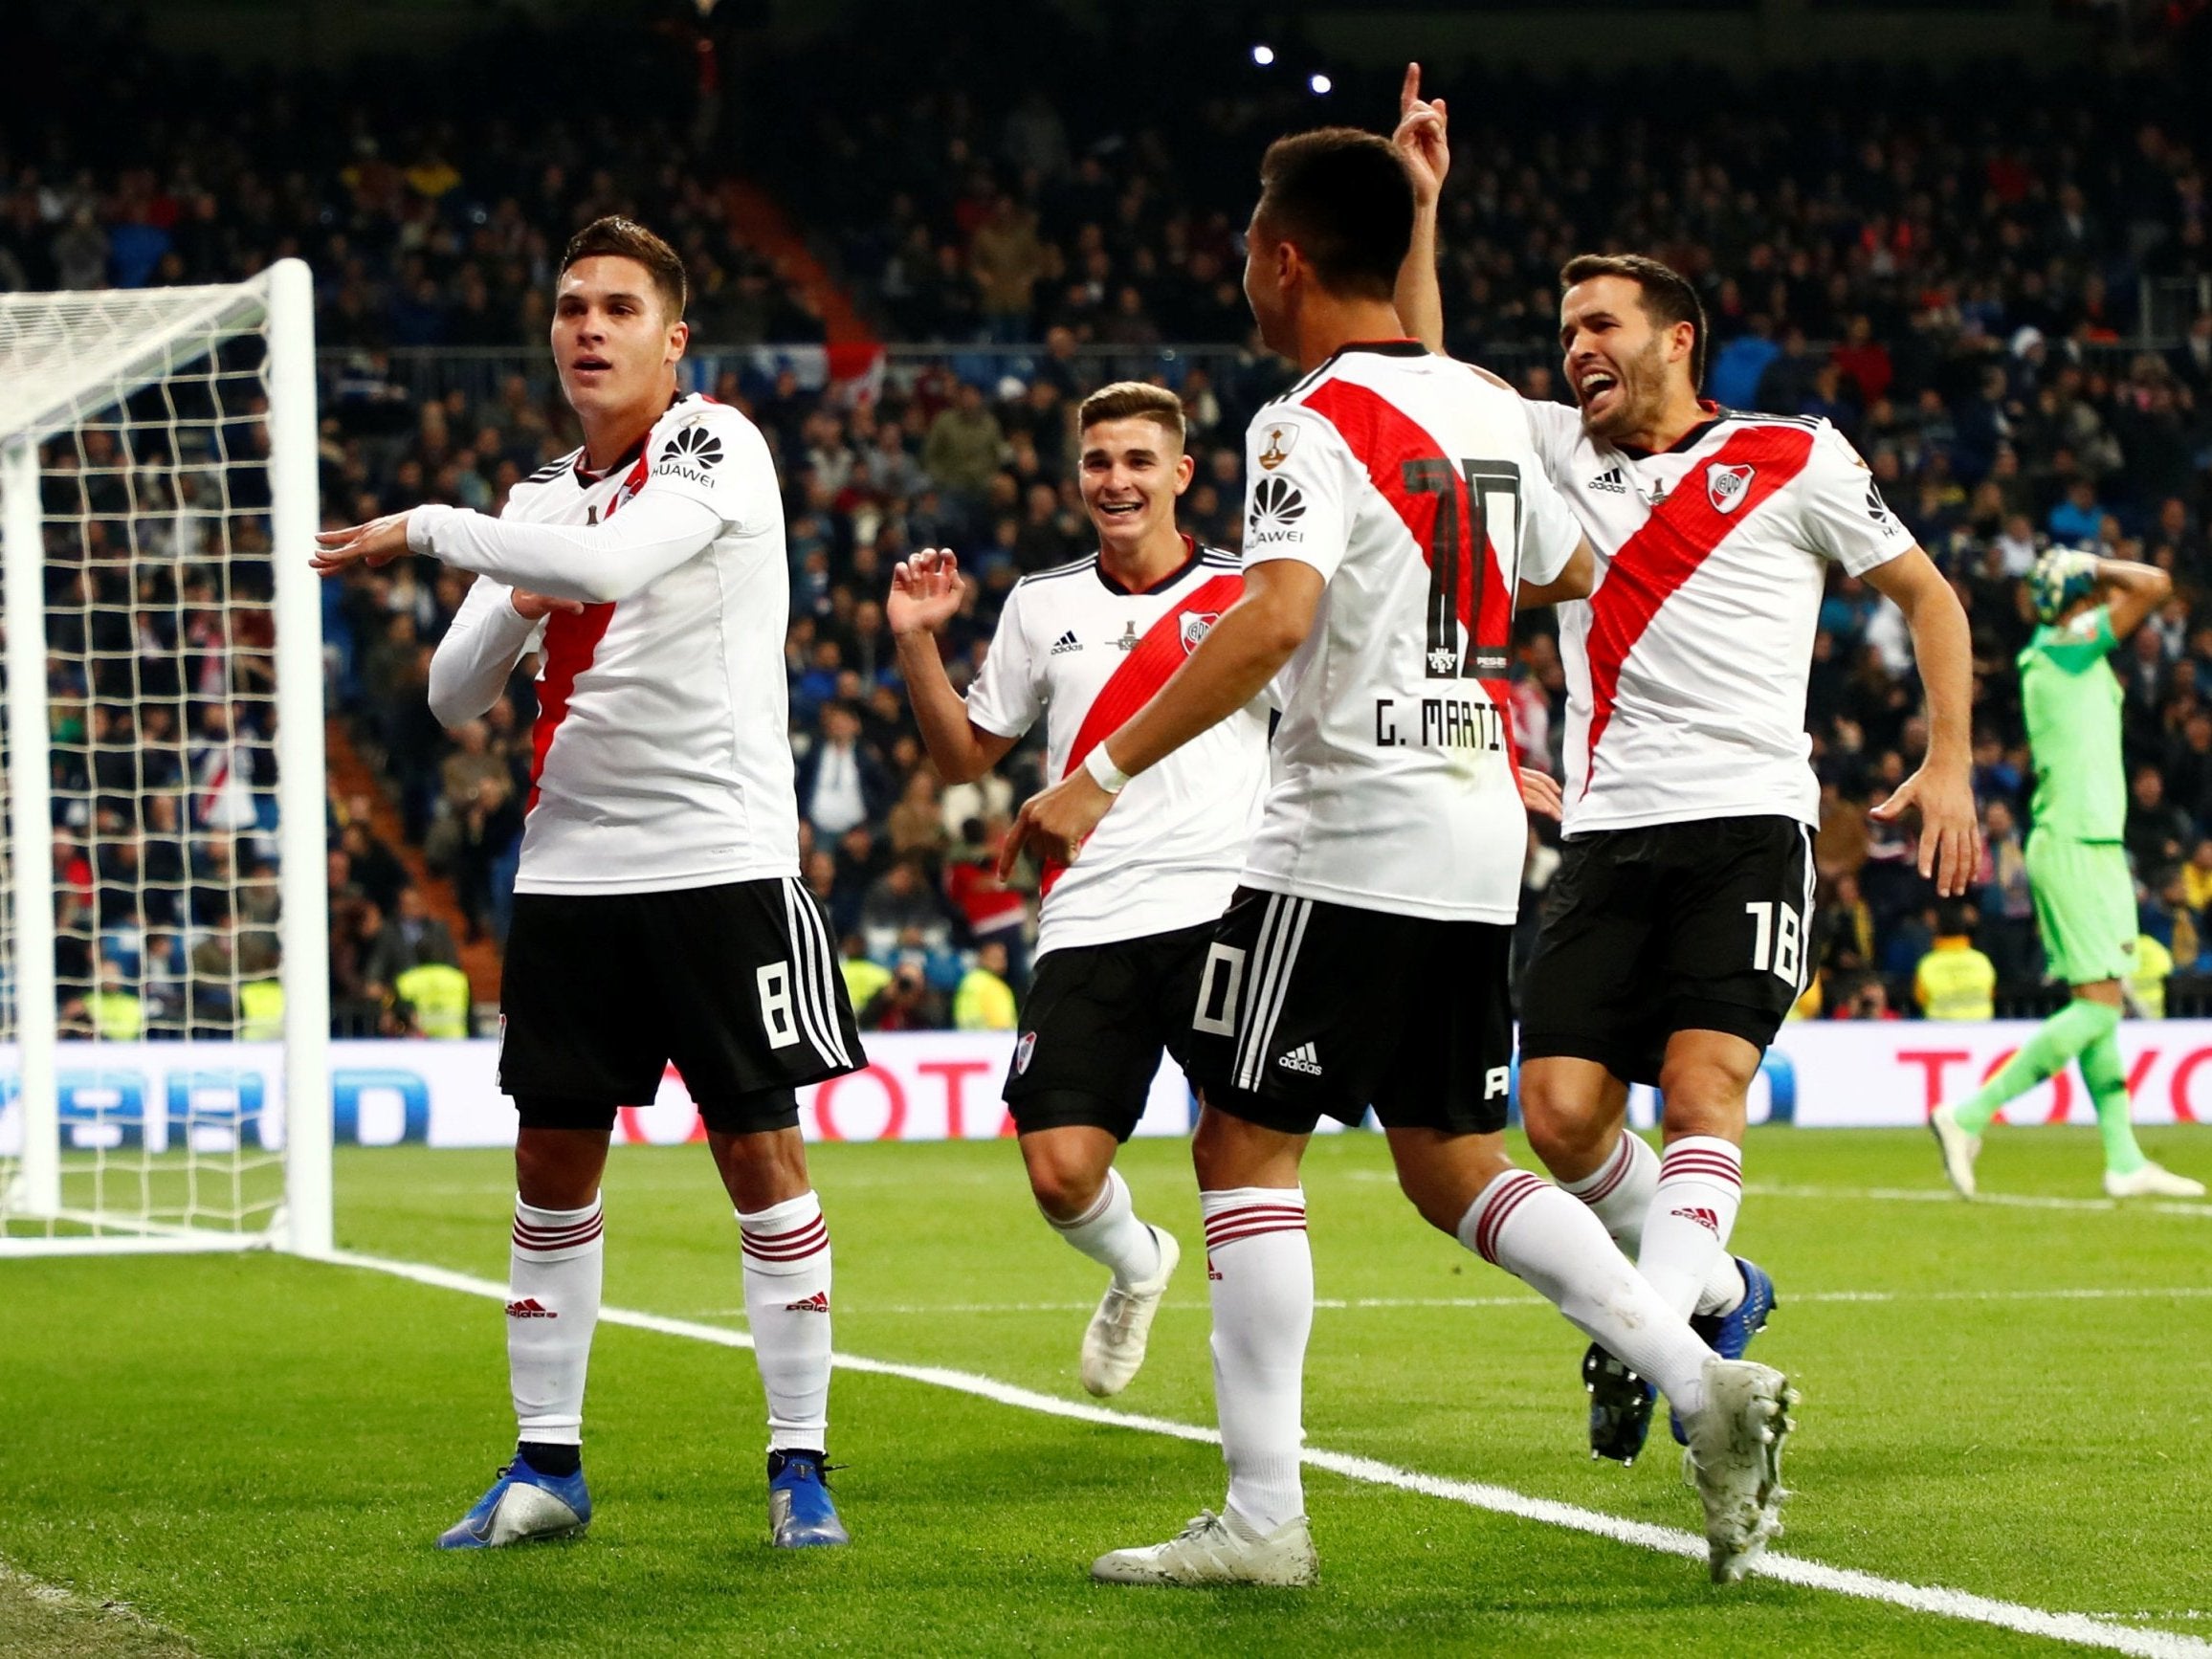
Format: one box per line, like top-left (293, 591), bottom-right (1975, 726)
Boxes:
top-left (1518, 537), bottom-right (1595, 608)
top-left (890, 549), bottom-right (1017, 785)
top-left (427, 577), bottom-right (581, 729)
top-left (312, 491), bottom-right (723, 606)
top-left (998, 559), bottom-right (1323, 877)
top-left (1864, 547), bottom-right (1977, 896)
top-left (1391, 63), bottom-right (1449, 356)
top-left (2094, 556), bottom-right (2174, 641)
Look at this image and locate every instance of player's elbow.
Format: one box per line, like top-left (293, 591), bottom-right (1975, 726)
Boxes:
top-left (427, 675), bottom-right (489, 731)
top-left (2148, 566), bottom-right (2176, 605)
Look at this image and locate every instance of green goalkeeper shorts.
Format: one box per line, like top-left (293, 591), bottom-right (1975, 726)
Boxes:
top-left (2024, 831), bottom-right (2136, 987)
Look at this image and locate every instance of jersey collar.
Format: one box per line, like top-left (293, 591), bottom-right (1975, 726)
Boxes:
top-left (572, 390), bottom-right (688, 484)
top-left (1616, 400), bottom-right (1726, 461)
top-left (1096, 534), bottom-right (1202, 597)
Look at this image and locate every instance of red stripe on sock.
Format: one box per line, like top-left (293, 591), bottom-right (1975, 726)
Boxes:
top-left (741, 1220), bottom-right (830, 1261)
top-left (512, 1220), bottom-right (602, 1254)
top-left (1204, 1212), bottom-right (1307, 1244)
top-left (741, 1215), bottom-right (827, 1243)
top-left (1578, 1139), bottom-right (1636, 1206)
top-left (1202, 1220), bottom-right (1309, 1250)
top-left (1474, 1173), bottom-right (1547, 1265)
top-left (1658, 1156), bottom-right (1742, 1186)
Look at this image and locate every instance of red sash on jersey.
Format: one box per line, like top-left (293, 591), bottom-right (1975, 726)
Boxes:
top-left (1042, 572), bottom-right (1245, 897)
top-left (1299, 376), bottom-right (1521, 772)
top-left (526, 450), bottom-right (650, 811)
top-left (1580, 425), bottom-right (1816, 799)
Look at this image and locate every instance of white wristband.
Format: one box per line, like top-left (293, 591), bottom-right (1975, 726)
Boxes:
top-left (1083, 745), bottom-right (1130, 794)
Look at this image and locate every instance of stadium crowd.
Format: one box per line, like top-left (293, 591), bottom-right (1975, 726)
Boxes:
top-left (10, 11), bottom-right (2212, 1033)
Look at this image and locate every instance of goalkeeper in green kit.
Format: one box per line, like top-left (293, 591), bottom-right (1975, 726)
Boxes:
top-left (1930, 548), bottom-right (2204, 1200)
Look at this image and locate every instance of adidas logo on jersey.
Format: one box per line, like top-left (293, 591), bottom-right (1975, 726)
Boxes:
top-left (504, 1298), bottom-right (557, 1319)
top-left (1670, 1205), bottom-right (1721, 1235)
top-left (1050, 630), bottom-right (1083, 654)
top-left (784, 1290), bottom-right (830, 1314)
top-left (1589, 465), bottom-right (1628, 495)
top-left (1278, 1042), bottom-right (1323, 1076)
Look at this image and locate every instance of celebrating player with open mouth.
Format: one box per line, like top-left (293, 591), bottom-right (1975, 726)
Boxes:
top-left (1003, 127), bottom-right (1798, 1588)
top-left (890, 382), bottom-right (1264, 1400)
top-left (313, 217), bottom-right (863, 1552)
top-left (1393, 69), bottom-right (1977, 1465)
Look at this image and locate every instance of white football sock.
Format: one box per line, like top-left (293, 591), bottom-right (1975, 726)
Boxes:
top-left (1638, 1137), bottom-right (1744, 1319)
top-left (1460, 1169), bottom-right (1714, 1418)
top-left (508, 1195), bottom-right (604, 1447)
top-left (1560, 1129), bottom-right (1659, 1255)
top-left (1044, 1166), bottom-right (1162, 1286)
top-left (1202, 1185), bottom-right (1312, 1534)
top-left (738, 1191), bottom-right (833, 1452)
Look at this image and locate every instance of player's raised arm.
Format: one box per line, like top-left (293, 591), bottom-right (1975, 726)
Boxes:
top-left (1391, 63), bottom-right (1449, 355)
top-left (2091, 553), bottom-right (2174, 640)
top-left (890, 548), bottom-right (1019, 784)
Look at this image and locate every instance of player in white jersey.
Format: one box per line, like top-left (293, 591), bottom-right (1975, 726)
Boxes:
top-left (313, 217), bottom-right (861, 1551)
top-left (890, 381), bottom-right (1266, 1399)
top-left (1392, 70), bottom-right (1975, 1463)
top-left (1005, 127), bottom-right (1799, 1588)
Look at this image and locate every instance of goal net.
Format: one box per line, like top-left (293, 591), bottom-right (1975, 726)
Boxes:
top-left (0, 261), bottom-right (330, 1256)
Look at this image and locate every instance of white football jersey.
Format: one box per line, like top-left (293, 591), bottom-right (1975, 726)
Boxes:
top-left (965, 541), bottom-right (1267, 959)
top-left (1523, 402), bottom-right (1915, 834)
top-left (424, 393), bottom-right (800, 896)
top-left (1238, 343), bottom-right (1582, 924)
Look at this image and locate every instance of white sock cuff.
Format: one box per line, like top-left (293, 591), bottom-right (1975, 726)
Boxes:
top-left (1658, 1136), bottom-right (1743, 1189)
top-left (1046, 1166), bottom-right (1127, 1232)
top-left (1457, 1168), bottom-right (1550, 1265)
top-left (1201, 1185), bottom-right (1306, 1251)
top-left (1562, 1132), bottom-right (1653, 1204)
top-left (738, 1190), bottom-right (828, 1276)
top-left (512, 1194), bottom-right (604, 1260)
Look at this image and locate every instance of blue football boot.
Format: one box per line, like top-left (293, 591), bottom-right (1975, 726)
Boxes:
top-left (767, 1449), bottom-right (849, 1547)
top-left (1671, 1256), bottom-right (1778, 1445)
top-left (437, 1451), bottom-right (591, 1549)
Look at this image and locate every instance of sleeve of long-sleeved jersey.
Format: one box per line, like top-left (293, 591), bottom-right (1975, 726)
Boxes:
top-left (406, 488), bottom-right (725, 605)
top-left (428, 574), bottom-right (543, 729)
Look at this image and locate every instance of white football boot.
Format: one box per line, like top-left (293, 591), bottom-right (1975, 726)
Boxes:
top-left (1079, 1226), bottom-right (1181, 1398)
top-left (1091, 1507), bottom-right (1317, 1587)
top-left (1928, 1103), bottom-right (1980, 1199)
top-left (2103, 1161), bottom-right (2206, 1199)
top-left (1682, 1357), bottom-right (1798, 1585)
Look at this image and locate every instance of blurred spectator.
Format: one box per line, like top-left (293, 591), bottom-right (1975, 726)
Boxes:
top-left (953, 940), bottom-right (1018, 1030)
top-left (1914, 903), bottom-right (1997, 1021)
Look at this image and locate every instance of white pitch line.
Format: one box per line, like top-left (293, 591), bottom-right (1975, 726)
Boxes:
top-left (325, 1247), bottom-right (2207, 1659)
top-left (682, 1285), bottom-right (2212, 1319)
top-left (1745, 1183), bottom-right (2212, 1218)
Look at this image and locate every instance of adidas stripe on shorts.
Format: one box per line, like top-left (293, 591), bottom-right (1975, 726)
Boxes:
top-left (498, 876), bottom-right (862, 1131)
top-left (1183, 885), bottom-right (1516, 1137)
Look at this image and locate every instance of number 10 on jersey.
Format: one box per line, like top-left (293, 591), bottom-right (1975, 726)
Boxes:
top-left (1402, 458), bottom-right (1521, 681)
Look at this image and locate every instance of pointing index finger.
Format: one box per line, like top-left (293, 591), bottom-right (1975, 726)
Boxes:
top-left (1401, 61), bottom-right (1422, 117)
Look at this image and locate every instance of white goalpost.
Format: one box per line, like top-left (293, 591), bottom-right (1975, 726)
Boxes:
top-left (0, 259), bottom-right (330, 1256)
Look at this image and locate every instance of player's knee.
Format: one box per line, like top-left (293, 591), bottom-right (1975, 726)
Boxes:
top-left (1025, 1151), bottom-right (1106, 1221)
top-left (1519, 1092), bottom-right (1609, 1176)
top-left (1655, 1058), bottom-right (1751, 1134)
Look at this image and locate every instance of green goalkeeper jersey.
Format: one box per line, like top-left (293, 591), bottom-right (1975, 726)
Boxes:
top-left (2018, 605), bottom-right (2124, 843)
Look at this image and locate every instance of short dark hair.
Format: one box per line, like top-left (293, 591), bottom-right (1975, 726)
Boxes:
top-left (1078, 381), bottom-right (1186, 449)
top-left (559, 215), bottom-right (687, 321)
top-left (1254, 128), bottom-right (1413, 301)
top-left (1559, 253), bottom-right (1709, 391)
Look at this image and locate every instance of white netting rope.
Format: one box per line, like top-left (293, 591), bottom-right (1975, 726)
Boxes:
top-left (1, 295), bottom-right (291, 1237)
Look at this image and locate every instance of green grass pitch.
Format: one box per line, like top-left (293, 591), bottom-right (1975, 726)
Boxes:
top-left (3, 1126), bottom-right (2208, 1656)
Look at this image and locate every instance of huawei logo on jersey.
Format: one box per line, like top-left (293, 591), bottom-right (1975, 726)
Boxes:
top-left (1249, 476), bottom-right (1306, 545)
top-left (1707, 462), bottom-right (1755, 514)
top-left (658, 422), bottom-right (723, 485)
